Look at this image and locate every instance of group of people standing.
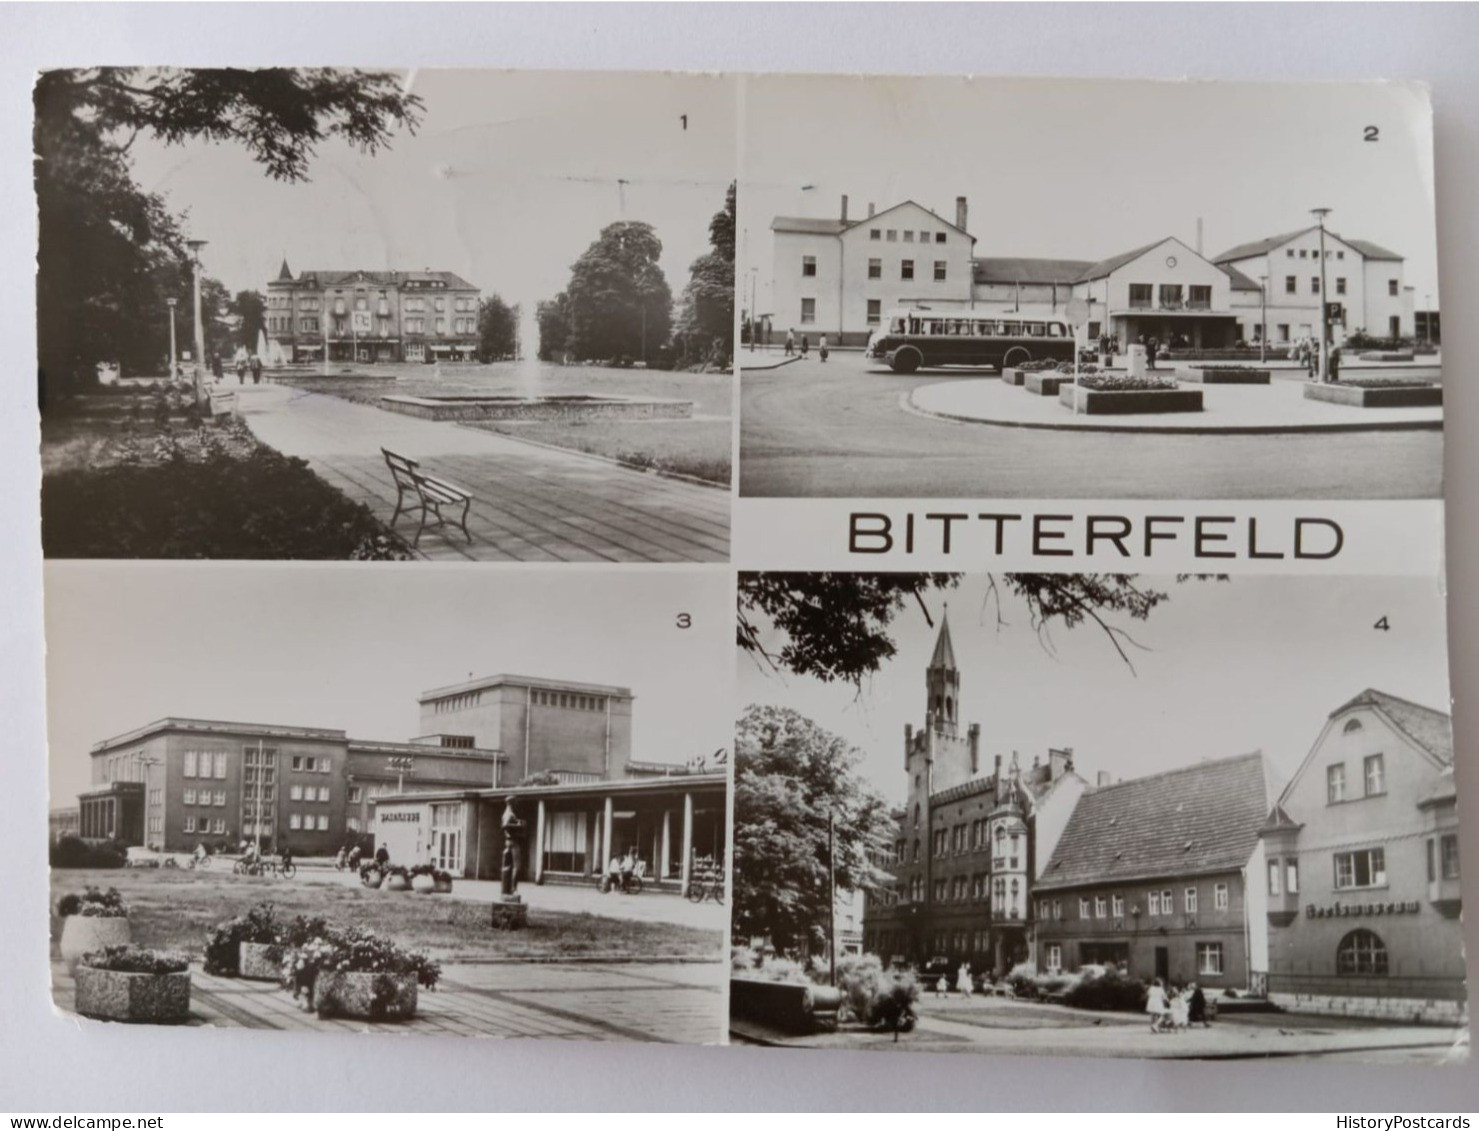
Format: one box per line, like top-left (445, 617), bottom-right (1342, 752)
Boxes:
top-left (1291, 336), bottom-right (1342, 381)
top-left (1144, 978), bottom-right (1211, 1032)
top-left (782, 328), bottom-right (830, 362)
top-left (209, 353), bottom-right (264, 384)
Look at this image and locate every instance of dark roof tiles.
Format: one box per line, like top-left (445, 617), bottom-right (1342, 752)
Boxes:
top-left (1331, 688), bottom-right (1452, 765)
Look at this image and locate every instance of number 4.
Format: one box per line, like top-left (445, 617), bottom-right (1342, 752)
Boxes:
top-left (1374, 616), bottom-right (1390, 631)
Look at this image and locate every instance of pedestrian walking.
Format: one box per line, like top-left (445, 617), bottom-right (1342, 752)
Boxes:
top-left (211, 353), bottom-right (223, 381)
top-left (1328, 343), bottom-right (1342, 384)
top-left (1308, 339), bottom-right (1320, 381)
top-left (249, 354), bottom-right (263, 384)
top-left (784, 328), bottom-right (795, 357)
top-left (236, 357), bottom-right (247, 385)
top-left (1146, 336), bottom-right (1158, 371)
top-left (1188, 982), bottom-right (1211, 1028)
top-left (956, 964), bottom-right (973, 999)
top-left (819, 334), bottom-right (829, 363)
top-left (1145, 977), bottom-right (1169, 1032)
top-left (800, 334), bottom-right (809, 358)
top-left (1169, 984), bottom-right (1189, 1031)
top-left (935, 974), bottom-right (948, 1000)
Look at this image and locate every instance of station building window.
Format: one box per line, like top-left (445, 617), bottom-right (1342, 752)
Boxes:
top-left (1336, 929), bottom-right (1388, 976)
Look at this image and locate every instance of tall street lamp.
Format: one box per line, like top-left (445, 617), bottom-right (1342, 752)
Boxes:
top-left (1310, 208), bottom-right (1332, 382)
top-left (1257, 275), bottom-right (1268, 365)
top-left (166, 297), bottom-right (178, 378)
top-left (186, 238), bottom-right (208, 399)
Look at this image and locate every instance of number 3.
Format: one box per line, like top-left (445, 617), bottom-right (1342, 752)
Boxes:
top-left (676, 613), bottom-right (692, 629)
top-left (1364, 125), bottom-right (1380, 142)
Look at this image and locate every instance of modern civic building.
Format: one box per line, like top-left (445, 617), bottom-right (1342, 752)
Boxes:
top-left (1032, 752), bottom-right (1275, 992)
top-left (861, 616), bottom-right (1088, 975)
top-left (1259, 689), bottom-right (1464, 1023)
top-left (769, 195), bottom-right (1421, 348)
top-left (265, 261), bottom-right (481, 364)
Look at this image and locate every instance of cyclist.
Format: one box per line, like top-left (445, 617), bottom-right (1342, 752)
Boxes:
top-left (280, 845), bottom-right (294, 874)
top-left (193, 841), bottom-right (207, 866)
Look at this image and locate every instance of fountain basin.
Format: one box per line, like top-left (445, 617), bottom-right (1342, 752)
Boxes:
top-left (380, 394), bottom-right (693, 423)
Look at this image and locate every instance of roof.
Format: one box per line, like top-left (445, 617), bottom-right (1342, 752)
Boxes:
top-left (1076, 238), bottom-right (1174, 283)
top-left (283, 269), bottom-right (480, 291)
top-left (972, 258), bottom-right (1093, 286)
top-left (1330, 688), bottom-right (1452, 764)
top-left (1419, 766), bottom-right (1458, 809)
top-left (772, 199), bottom-right (976, 242)
top-left (1036, 752), bottom-right (1273, 891)
top-left (1213, 229), bottom-right (1404, 265)
top-left (1259, 803), bottom-right (1303, 835)
top-left (277, 258), bottom-right (293, 282)
top-left (368, 770), bottom-right (729, 807)
top-left (91, 717), bottom-right (348, 753)
top-left (928, 614), bottom-right (957, 670)
top-left (1219, 263), bottom-right (1262, 292)
top-left (418, 673), bottom-right (632, 703)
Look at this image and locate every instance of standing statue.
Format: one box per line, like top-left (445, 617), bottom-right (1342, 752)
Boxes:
top-left (500, 797), bottom-right (526, 897)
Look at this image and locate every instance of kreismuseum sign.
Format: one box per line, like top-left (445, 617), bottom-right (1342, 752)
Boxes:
top-left (1305, 898), bottom-right (1420, 919)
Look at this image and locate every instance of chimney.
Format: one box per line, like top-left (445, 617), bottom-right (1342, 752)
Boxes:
top-left (1097, 770), bottom-right (1112, 788)
top-left (867, 202), bottom-right (876, 218)
top-left (1196, 217), bottom-right (1204, 256)
top-left (841, 195), bottom-right (849, 224)
top-left (956, 196), bottom-right (969, 233)
top-left (1049, 747), bottom-right (1073, 779)
top-left (968, 724), bottom-right (981, 775)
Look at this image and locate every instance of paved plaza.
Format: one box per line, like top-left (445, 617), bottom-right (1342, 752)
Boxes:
top-left (731, 993), bottom-right (1468, 1062)
top-left (739, 352), bottom-right (1445, 499)
top-left (233, 383), bottom-right (730, 561)
top-left (54, 957), bottom-right (724, 1043)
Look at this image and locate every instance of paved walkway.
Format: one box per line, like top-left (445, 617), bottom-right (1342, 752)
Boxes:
top-left (54, 958), bottom-right (724, 1044)
top-left (910, 372), bottom-right (1444, 433)
top-left (235, 383), bottom-right (729, 562)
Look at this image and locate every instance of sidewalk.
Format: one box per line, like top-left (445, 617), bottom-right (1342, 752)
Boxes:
top-left (234, 384), bottom-right (729, 562)
top-left (909, 373), bottom-right (1444, 434)
top-left (54, 958), bottom-right (724, 1043)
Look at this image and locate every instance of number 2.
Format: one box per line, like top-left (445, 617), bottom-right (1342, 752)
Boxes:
top-left (1364, 125), bottom-right (1380, 142)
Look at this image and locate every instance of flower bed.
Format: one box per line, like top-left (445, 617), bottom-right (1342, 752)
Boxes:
top-left (1357, 350), bottom-right (1416, 363)
top-left (58, 887), bottom-right (130, 973)
top-left (408, 864), bottom-right (454, 894)
top-left (1304, 382), bottom-right (1442, 409)
top-left (74, 946), bottom-right (191, 1024)
top-left (1179, 366), bottom-right (1271, 385)
top-left (1166, 347), bottom-right (1290, 361)
top-left (204, 902), bottom-right (281, 978)
top-left (1060, 376), bottom-right (1202, 416)
top-left (1025, 372), bottom-right (1079, 397)
top-left (284, 926), bottom-right (440, 1021)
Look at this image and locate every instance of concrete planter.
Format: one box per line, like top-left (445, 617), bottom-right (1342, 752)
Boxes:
top-left (1058, 386), bottom-right (1203, 415)
top-left (312, 971), bottom-right (418, 1021)
top-left (1000, 368), bottom-right (1028, 386)
top-left (238, 941), bottom-right (289, 981)
top-left (384, 873), bottom-right (411, 892)
top-left (1024, 372), bottom-right (1077, 396)
top-left (75, 965), bottom-right (191, 1024)
top-left (410, 873), bottom-right (436, 895)
top-left (1180, 367), bottom-right (1271, 384)
top-left (60, 916), bottom-right (131, 975)
top-left (433, 876), bottom-right (454, 894)
top-left (1304, 383), bottom-right (1442, 408)
top-left (361, 870), bottom-right (384, 889)
top-left (730, 977), bottom-right (844, 1034)
top-left (490, 898), bottom-right (528, 930)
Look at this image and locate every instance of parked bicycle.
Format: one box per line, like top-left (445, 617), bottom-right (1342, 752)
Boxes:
top-left (685, 862), bottom-right (725, 905)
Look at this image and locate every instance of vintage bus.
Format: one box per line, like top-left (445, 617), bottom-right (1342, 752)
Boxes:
top-left (865, 309), bottom-right (1075, 374)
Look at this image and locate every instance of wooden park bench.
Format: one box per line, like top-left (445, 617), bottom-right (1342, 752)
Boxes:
top-left (381, 447), bottom-right (474, 548)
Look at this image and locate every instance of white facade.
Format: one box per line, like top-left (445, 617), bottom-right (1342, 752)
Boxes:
top-left (771, 199), bottom-right (976, 343)
top-left (1216, 228), bottom-right (1414, 344)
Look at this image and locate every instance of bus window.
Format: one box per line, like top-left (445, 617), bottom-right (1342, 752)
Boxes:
top-left (892, 317), bottom-right (907, 333)
top-left (1026, 322), bottom-right (1046, 337)
top-left (1000, 321), bottom-right (1021, 336)
top-left (1047, 323), bottom-right (1064, 337)
top-left (952, 320), bottom-right (967, 335)
top-left (975, 321), bottom-right (993, 337)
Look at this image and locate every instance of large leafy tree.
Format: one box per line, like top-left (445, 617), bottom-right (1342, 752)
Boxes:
top-left (733, 705), bottom-right (893, 956)
top-left (477, 295), bottom-right (518, 361)
top-left (230, 289), bottom-right (267, 352)
top-left (675, 181), bottom-right (735, 364)
top-left (738, 572), bottom-right (1193, 684)
top-left (535, 293), bottom-right (572, 362)
top-left (36, 68), bottom-right (422, 397)
top-left (563, 221), bottom-right (673, 363)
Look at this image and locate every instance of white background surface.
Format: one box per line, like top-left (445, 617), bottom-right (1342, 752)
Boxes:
top-left (3, 3), bottom-right (1478, 1112)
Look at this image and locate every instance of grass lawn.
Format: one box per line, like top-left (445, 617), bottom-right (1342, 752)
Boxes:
top-left (278, 362), bottom-right (733, 485)
top-left (51, 869), bottom-right (721, 963)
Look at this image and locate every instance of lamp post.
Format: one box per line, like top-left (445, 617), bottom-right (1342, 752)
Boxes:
top-left (166, 297), bottom-right (178, 379)
top-left (389, 755), bottom-right (415, 794)
top-left (1257, 275), bottom-right (1267, 365)
top-left (1310, 208), bottom-right (1332, 382)
top-left (186, 238), bottom-right (208, 400)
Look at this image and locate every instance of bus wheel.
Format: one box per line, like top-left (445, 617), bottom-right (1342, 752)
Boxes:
top-left (1002, 347), bottom-right (1030, 369)
top-left (890, 348), bottom-right (922, 374)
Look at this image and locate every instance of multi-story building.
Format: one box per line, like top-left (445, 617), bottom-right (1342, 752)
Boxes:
top-left (861, 616), bottom-right (1087, 975)
top-left (265, 261), bottom-right (481, 364)
top-left (770, 197), bottom-right (978, 345)
top-left (48, 806), bottom-right (80, 843)
top-left (1033, 752), bottom-right (1275, 992)
top-left (769, 196), bottom-right (1418, 349)
top-left (1259, 689), bottom-right (1464, 1023)
top-left (1213, 228), bottom-right (1415, 345)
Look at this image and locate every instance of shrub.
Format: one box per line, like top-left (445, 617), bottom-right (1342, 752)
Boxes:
top-left (81, 945), bottom-right (189, 976)
top-left (50, 836), bottom-right (127, 869)
top-left (1016, 358), bottom-right (1061, 372)
top-left (1063, 968), bottom-right (1148, 1012)
top-left (1078, 375), bottom-right (1180, 392)
top-left (279, 914), bottom-right (330, 949)
top-left (730, 944), bottom-right (760, 974)
top-left (203, 903), bottom-right (281, 976)
top-left (836, 953), bottom-right (919, 1028)
top-left (739, 956), bottom-right (814, 986)
top-left (1006, 961), bottom-right (1038, 1000)
top-left (285, 926), bottom-right (441, 990)
top-left (57, 886), bottom-right (127, 919)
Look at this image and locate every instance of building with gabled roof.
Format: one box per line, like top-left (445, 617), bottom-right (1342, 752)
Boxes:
top-left (1259, 689), bottom-right (1464, 1023)
top-left (1032, 751), bottom-right (1276, 990)
top-left (265, 261), bottom-right (481, 364)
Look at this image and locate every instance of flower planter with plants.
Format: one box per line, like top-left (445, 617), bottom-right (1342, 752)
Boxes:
top-left (1058, 374), bottom-right (1202, 415)
top-left (1304, 380), bottom-right (1442, 408)
top-left (204, 902), bottom-right (284, 980)
top-left (382, 865), bottom-right (412, 892)
top-left (408, 865), bottom-right (455, 894)
top-left (1026, 363), bottom-right (1099, 397)
top-left (57, 887), bottom-right (130, 974)
top-left (359, 861), bottom-right (385, 889)
top-left (284, 926), bottom-right (440, 1021)
top-left (74, 945), bottom-right (191, 1024)
top-left (1178, 365), bottom-right (1271, 385)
